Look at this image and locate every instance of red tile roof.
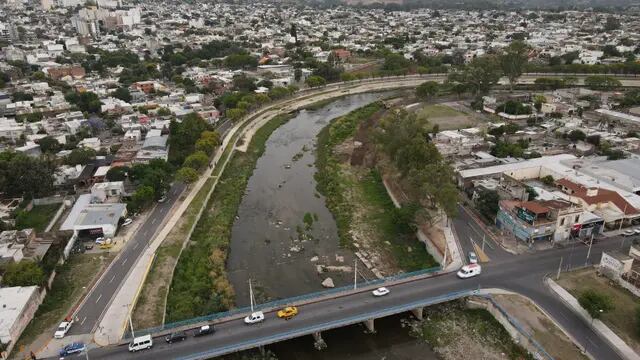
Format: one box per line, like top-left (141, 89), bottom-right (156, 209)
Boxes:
top-left (555, 178), bottom-right (638, 215)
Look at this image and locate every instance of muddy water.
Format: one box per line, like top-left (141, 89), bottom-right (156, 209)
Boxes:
top-left (227, 92), bottom-right (389, 305)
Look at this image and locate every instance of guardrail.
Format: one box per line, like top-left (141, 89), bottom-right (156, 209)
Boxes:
top-left (125, 266), bottom-right (441, 338)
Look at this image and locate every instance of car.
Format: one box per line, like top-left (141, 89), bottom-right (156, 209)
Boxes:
top-left (158, 195), bottom-right (167, 203)
top-left (468, 251), bottom-right (478, 264)
top-left (194, 324), bottom-right (215, 337)
top-left (54, 320), bottom-right (73, 339)
top-left (129, 334), bottom-right (153, 352)
top-left (59, 342), bottom-right (85, 357)
top-left (623, 229), bottom-right (636, 237)
top-left (95, 237), bottom-right (105, 244)
top-left (372, 287), bottom-right (390, 297)
top-left (165, 331), bottom-right (187, 343)
top-left (122, 218), bottom-right (133, 226)
top-left (95, 237), bottom-right (112, 245)
top-left (244, 311), bottom-right (265, 324)
top-left (277, 306), bottom-right (299, 320)
top-left (634, 228), bottom-right (640, 235)
top-left (457, 263), bottom-right (482, 279)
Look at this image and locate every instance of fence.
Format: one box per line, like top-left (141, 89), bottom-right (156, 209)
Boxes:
top-left (126, 266), bottom-right (441, 338)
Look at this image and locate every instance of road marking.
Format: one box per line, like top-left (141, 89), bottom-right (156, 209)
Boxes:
top-left (133, 243), bottom-right (139, 250)
top-left (151, 218), bottom-right (156, 225)
top-left (80, 316), bottom-right (87, 325)
top-left (122, 257), bottom-right (128, 266)
top-left (587, 336), bottom-right (599, 348)
top-left (143, 230), bottom-right (148, 237)
top-left (109, 275), bottom-right (116, 283)
top-left (95, 294), bottom-right (102, 303)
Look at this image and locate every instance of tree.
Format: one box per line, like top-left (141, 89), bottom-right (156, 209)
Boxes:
top-left (584, 76), bottom-right (622, 91)
top-left (1, 261), bottom-right (45, 287)
top-left (128, 185), bottom-right (155, 213)
top-left (382, 53), bottom-right (410, 73)
top-left (0, 152), bottom-right (56, 198)
top-left (183, 151), bottom-right (209, 170)
top-left (106, 166), bottom-right (129, 181)
top-left (416, 81), bottom-right (439, 100)
top-left (476, 189), bottom-right (500, 220)
top-left (526, 186), bottom-right (538, 200)
top-left (37, 136), bottom-right (61, 153)
top-left (500, 40), bottom-right (530, 91)
top-left (305, 75), bottom-right (326, 88)
top-left (176, 167), bottom-right (199, 184)
top-left (65, 91), bottom-right (102, 113)
top-left (294, 68), bottom-right (303, 82)
top-left (226, 108), bottom-right (246, 122)
top-left (113, 87), bottom-right (132, 103)
top-left (604, 16), bottom-right (621, 31)
top-left (578, 290), bottom-right (613, 319)
top-left (541, 175), bottom-right (555, 186)
top-left (168, 113), bottom-right (209, 165)
top-left (65, 147), bottom-right (96, 165)
top-left (568, 129), bottom-right (586, 142)
top-left (586, 134), bottom-right (601, 146)
top-left (456, 56), bottom-right (502, 96)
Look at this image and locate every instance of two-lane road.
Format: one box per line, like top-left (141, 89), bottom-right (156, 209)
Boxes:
top-left (68, 183), bottom-right (185, 335)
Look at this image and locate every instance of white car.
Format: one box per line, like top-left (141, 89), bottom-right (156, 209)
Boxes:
top-left (158, 195), bottom-right (167, 203)
top-left (634, 228), bottom-right (640, 235)
top-left (54, 320), bottom-right (73, 339)
top-left (457, 264), bottom-right (482, 279)
top-left (244, 311), bottom-right (265, 325)
top-left (122, 218), bottom-right (133, 226)
top-left (623, 230), bottom-right (635, 237)
top-left (468, 251), bottom-right (478, 264)
top-left (372, 287), bottom-right (390, 297)
top-left (95, 237), bottom-right (111, 245)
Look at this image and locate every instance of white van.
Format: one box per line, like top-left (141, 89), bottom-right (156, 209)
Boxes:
top-left (129, 334), bottom-right (153, 352)
top-left (457, 263), bottom-right (481, 279)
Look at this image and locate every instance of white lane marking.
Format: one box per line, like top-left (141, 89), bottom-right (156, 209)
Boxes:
top-left (143, 230), bottom-right (148, 237)
top-left (151, 218), bottom-right (157, 225)
top-left (81, 316), bottom-right (87, 325)
top-left (587, 337), bottom-right (599, 348)
top-left (122, 258), bottom-right (128, 266)
top-left (133, 243), bottom-right (139, 250)
top-left (109, 275), bottom-right (116, 283)
top-left (95, 294), bottom-right (102, 303)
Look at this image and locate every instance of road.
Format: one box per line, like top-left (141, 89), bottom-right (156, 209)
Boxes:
top-left (74, 205), bottom-right (625, 360)
top-left (67, 183), bottom-right (186, 335)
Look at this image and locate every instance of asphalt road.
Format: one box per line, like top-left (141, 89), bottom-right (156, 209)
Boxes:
top-left (70, 206), bottom-right (625, 360)
top-left (67, 182), bottom-right (186, 335)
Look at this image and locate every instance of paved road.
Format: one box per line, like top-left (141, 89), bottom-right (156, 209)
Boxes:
top-left (74, 206), bottom-right (625, 360)
top-left (67, 183), bottom-right (186, 335)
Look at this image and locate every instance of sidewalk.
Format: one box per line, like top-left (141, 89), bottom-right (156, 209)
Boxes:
top-left (546, 277), bottom-right (640, 360)
top-left (443, 216), bottom-right (463, 271)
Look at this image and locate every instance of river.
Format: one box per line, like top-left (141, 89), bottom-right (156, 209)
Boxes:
top-left (227, 92), bottom-right (438, 360)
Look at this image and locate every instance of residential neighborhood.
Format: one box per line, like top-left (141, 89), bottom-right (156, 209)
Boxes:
top-left (0, 0), bottom-right (639, 359)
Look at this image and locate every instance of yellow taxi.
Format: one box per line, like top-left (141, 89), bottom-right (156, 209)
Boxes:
top-left (277, 306), bottom-right (298, 319)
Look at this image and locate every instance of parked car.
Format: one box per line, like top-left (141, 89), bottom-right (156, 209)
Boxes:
top-left (95, 237), bottom-right (111, 245)
top-left (244, 311), bottom-right (265, 325)
top-left (129, 334), bottom-right (153, 352)
top-left (468, 251), bottom-right (478, 264)
top-left (277, 306), bottom-right (299, 320)
top-left (634, 228), bottom-right (640, 235)
top-left (194, 324), bottom-right (215, 337)
top-left (122, 218), bottom-right (133, 226)
top-left (165, 331), bottom-right (187, 343)
top-left (372, 287), bottom-right (390, 297)
top-left (457, 264), bottom-right (482, 279)
top-left (59, 342), bottom-right (85, 357)
top-left (54, 320), bottom-right (73, 339)
top-left (158, 195), bottom-right (167, 203)
top-left (623, 229), bottom-right (635, 237)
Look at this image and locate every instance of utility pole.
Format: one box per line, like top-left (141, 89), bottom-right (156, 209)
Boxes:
top-left (586, 234), bottom-right (593, 266)
top-left (249, 278), bottom-right (254, 313)
top-left (557, 256), bottom-right (563, 280)
top-left (353, 259), bottom-right (357, 290)
top-left (482, 234), bottom-right (486, 252)
top-left (128, 310), bottom-right (135, 340)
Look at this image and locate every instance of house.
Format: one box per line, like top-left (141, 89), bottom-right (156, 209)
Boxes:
top-left (90, 181), bottom-right (125, 203)
top-left (92, 165), bottom-right (111, 183)
top-left (135, 129), bottom-right (168, 163)
top-left (79, 137), bottom-right (101, 151)
top-left (0, 286), bottom-right (42, 356)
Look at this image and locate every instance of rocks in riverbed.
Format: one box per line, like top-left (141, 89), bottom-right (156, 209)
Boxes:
top-left (310, 256), bottom-right (319, 262)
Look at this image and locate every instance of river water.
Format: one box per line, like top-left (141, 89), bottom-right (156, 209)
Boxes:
top-left (227, 92), bottom-right (438, 359)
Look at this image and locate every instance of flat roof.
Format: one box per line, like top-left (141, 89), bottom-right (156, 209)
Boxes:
top-left (76, 203), bottom-right (126, 228)
top-left (94, 165), bottom-right (110, 177)
top-left (0, 286), bottom-right (38, 339)
top-left (458, 154), bottom-right (576, 179)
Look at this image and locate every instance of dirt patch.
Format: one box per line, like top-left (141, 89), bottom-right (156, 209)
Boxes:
top-left (494, 294), bottom-right (589, 360)
top-left (557, 267), bottom-right (640, 353)
top-left (414, 103), bottom-right (478, 131)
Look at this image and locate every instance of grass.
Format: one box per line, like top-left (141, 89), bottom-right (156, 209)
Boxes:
top-left (360, 171), bottom-right (437, 271)
top-left (15, 204), bottom-right (61, 232)
top-left (415, 300), bottom-right (533, 360)
top-left (415, 104), bottom-right (477, 131)
top-left (13, 254), bottom-right (112, 354)
top-left (417, 104), bottom-right (464, 118)
top-left (557, 267), bottom-right (640, 352)
top-left (165, 114), bottom-right (292, 323)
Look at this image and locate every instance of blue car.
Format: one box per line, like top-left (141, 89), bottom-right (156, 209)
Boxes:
top-left (59, 342), bottom-right (86, 357)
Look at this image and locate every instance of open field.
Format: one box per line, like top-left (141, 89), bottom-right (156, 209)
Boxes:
top-left (557, 267), bottom-right (640, 353)
top-left (15, 204), bottom-right (60, 232)
top-left (416, 104), bottom-right (478, 131)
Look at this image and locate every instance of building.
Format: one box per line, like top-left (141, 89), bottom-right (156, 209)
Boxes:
top-left (135, 129), bottom-right (168, 163)
top-left (90, 181), bottom-right (125, 203)
top-left (59, 194), bottom-right (126, 238)
top-left (0, 286), bottom-right (41, 355)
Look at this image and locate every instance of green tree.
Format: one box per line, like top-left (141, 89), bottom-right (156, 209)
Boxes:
top-left (500, 40), bottom-right (530, 91)
top-left (113, 87), bottom-right (132, 103)
top-left (568, 129), bottom-right (586, 142)
top-left (65, 147), bottom-right (96, 165)
top-left (128, 185), bottom-right (155, 212)
top-left (416, 81), bottom-right (439, 100)
top-left (106, 166), bottom-right (129, 181)
top-left (65, 91), bottom-right (102, 113)
top-left (1, 261), bottom-right (45, 286)
top-left (476, 189), bottom-right (500, 220)
top-left (0, 152), bottom-right (56, 198)
top-left (604, 16), bottom-right (621, 31)
top-left (578, 290), bottom-right (614, 319)
top-left (195, 131), bottom-right (220, 155)
top-left (183, 151), bottom-right (209, 170)
top-left (168, 113), bottom-right (209, 165)
top-left (584, 76), bottom-right (622, 91)
top-left (176, 167), bottom-right (199, 184)
top-left (453, 56), bottom-right (502, 96)
top-left (37, 136), bottom-right (61, 153)
top-left (305, 75), bottom-right (327, 88)
top-left (226, 108), bottom-right (246, 122)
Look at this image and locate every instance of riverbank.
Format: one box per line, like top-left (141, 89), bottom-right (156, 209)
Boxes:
top-left (315, 102), bottom-right (437, 274)
top-left (164, 114), bottom-right (293, 322)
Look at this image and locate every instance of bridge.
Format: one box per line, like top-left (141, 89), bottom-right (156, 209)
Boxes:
top-left (83, 205), bottom-right (625, 360)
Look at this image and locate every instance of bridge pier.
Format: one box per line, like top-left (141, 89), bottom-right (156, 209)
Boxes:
top-left (312, 332), bottom-right (327, 350)
top-left (411, 307), bottom-right (424, 321)
top-left (362, 318), bottom-right (375, 333)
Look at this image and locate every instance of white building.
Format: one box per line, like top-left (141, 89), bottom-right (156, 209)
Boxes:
top-left (0, 286), bottom-right (41, 356)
